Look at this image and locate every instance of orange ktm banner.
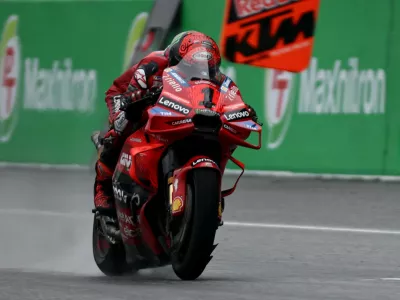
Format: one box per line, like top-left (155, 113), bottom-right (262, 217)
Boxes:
top-left (220, 0), bottom-right (320, 72)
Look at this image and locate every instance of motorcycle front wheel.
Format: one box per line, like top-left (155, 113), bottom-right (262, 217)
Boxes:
top-left (171, 168), bottom-right (220, 280)
top-left (92, 215), bottom-right (131, 276)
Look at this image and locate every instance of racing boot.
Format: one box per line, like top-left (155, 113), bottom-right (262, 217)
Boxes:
top-left (93, 159), bottom-right (120, 243)
top-left (92, 127), bottom-right (122, 213)
top-left (94, 160), bottom-right (114, 209)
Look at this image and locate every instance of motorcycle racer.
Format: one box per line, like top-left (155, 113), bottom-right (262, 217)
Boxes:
top-left (92, 31), bottom-right (260, 236)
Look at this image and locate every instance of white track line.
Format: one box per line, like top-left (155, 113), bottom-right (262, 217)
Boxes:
top-left (224, 169), bottom-right (400, 182)
top-left (0, 208), bottom-right (89, 219)
top-left (224, 221), bottom-right (400, 235)
top-left (1, 162), bottom-right (400, 182)
top-left (0, 162), bottom-right (90, 171)
top-left (1, 208), bottom-right (400, 236)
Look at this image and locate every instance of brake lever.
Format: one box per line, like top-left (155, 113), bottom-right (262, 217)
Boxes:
top-left (143, 89), bottom-right (162, 107)
top-left (252, 116), bottom-right (263, 126)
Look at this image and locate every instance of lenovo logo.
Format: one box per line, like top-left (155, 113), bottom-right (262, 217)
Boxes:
top-left (192, 158), bottom-right (216, 166)
top-left (158, 97), bottom-right (191, 115)
top-left (224, 109), bottom-right (250, 121)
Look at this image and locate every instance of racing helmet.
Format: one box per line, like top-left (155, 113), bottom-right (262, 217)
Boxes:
top-left (165, 31), bottom-right (222, 80)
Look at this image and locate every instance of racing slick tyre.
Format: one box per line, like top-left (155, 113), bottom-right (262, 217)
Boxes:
top-left (92, 215), bottom-right (131, 276)
top-left (171, 168), bottom-right (219, 280)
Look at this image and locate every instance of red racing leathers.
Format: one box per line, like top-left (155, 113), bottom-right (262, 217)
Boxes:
top-left (94, 50), bottom-right (169, 210)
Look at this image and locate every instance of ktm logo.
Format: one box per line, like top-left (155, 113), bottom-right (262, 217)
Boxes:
top-left (225, 8), bottom-right (315, 63)
top-left (221, 0), bottom-right (320, 71)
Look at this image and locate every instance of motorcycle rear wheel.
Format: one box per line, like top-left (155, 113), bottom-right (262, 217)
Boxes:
top-left (92, 215), bottom-right (131, 276)
top-left (171, 168), bottom-right (219, 280)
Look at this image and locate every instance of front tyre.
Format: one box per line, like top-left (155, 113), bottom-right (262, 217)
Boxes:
top-left (92, 215), bottom-right (131, 276)
top-left (171, 168), bottom-right (220, 280)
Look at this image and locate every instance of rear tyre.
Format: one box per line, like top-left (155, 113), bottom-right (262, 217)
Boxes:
top-left (92, 215), bottom-right (131, 276)
top-left (171, 168), bottom-right (220, 280)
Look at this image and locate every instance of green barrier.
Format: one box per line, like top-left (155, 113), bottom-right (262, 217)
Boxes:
top-left (382, 1), bottom-right (400, 175)
top-left (0, 1), bottom-right (153, 164)
top-left (1, 0), bottom-right (399, 176)
top-left (183, 0), bottom-right (397, 175)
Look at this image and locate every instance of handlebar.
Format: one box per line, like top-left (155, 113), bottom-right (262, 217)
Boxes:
top-left (120, 87), bottom-right (163, 117)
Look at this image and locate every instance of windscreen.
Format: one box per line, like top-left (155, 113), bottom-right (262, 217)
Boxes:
top-left (172, 49), bottom-right (220, 84)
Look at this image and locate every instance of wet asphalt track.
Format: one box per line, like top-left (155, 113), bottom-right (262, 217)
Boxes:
top-left (1, 168), bottom-right (400, 299)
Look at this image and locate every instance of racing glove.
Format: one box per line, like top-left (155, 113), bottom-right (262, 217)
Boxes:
top-left (117, 89), bottom-right (149, 123)
top-left (247, 104), bottom-right (263, 126)
top-left (119, 89), bottom-right (146, 111)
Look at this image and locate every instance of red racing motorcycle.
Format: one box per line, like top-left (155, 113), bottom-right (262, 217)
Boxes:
top-left (92, 53), bottom-right (262, 280)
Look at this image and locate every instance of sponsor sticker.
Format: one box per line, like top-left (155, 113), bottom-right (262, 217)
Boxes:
top-left (192, 158), bottom-right (216, 166)
top-left (117, 211), bottom-right (134, 225)
top-left (150, 107), bottom-right (176, 116)
top-left (120, 153), bottom-right (132, 168)
top-left (192, 51), bottom-right (212, 61)
top-left (223, 123), bottom-right (237, 134)
top-left (221, 0), bottom-right (320, 72)
top-left (158, 97), bottom-right (191, 115)
top-left (170, 118), bottom-right (192, 126)
top-left (194, 80), bottom-right (217, 87)
top-left (129, 137), bottom-right (142, 143)
top-left (243, 121), bottom-right (257, 130)
top-left (172, 196), bottom-right (183, 213)
top-left (124, 226), bottom-right (140, 238)
top-left (195, 108), bottom-right (219, 117)
top-left (168, 69), bottom-right (189, 86)
top-left (226, 86), bottom-right (239, 101)
top-left (113, 186), bottom-right (128, 203)
top-left (163, 73), bottom-right (183, 92)
top-left (224, 108), bottom-right (250, 121)
top-left (220, 77), bottom-right (232, 93)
